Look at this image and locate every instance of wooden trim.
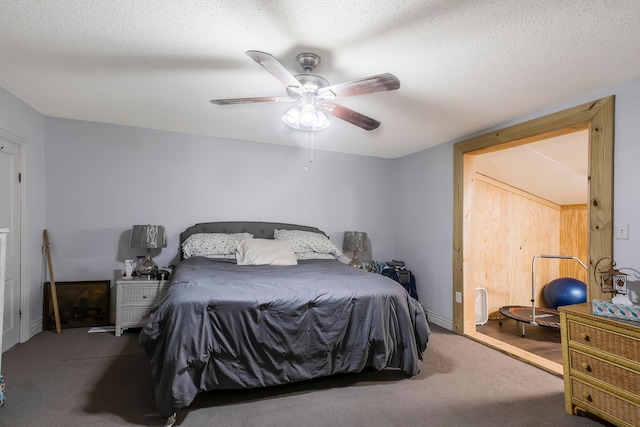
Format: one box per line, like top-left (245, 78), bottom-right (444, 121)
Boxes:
top-left (452, 146), bottom-right (466, 334)
top-left (561, 204), bottom-right (588, 211)
top-left (453, 96), bottom-right (614, 337)
top-left (588, 98), bottom-right (615, 302)
top-left (475, 173), bottom-right (562, 210)
top-left (465, 330), bottom-right (563, 376)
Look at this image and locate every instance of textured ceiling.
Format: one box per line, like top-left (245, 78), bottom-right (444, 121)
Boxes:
top-left (1, 1), bottom-right (640, 158)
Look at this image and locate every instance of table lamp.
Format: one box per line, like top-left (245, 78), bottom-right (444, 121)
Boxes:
top-left (343, 231), bottom-right (368, 269)
top-left (131, 224), bottom-right (166, 278)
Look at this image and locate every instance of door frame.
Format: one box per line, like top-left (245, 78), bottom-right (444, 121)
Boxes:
top-left (0, 127), bottom-right (28, 346)
top-left (452, 96), bottom-right (614, 335)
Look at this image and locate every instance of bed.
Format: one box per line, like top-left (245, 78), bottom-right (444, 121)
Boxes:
top-left (139, 221), bottom-right (430, 418)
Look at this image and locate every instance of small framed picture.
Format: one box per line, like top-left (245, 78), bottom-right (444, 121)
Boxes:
top-left (43, 280), bottom-right (111, 329)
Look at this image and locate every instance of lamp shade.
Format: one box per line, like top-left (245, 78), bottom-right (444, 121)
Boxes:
top-left (343, 231), bottom-right (368, 252)
top-left (299, 103), bottom-right (319, 127)
top-left (312, 111), bottom-right (330, 130)
top-left (282, 103), bottom-right (331, 131)
top-left (130, 225), bottom-right (166, 249)
top-left (282, 105), bottom-right (301, 129)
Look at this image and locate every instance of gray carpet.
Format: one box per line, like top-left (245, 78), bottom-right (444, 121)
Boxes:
top-left (0, 324), bottom-right (607, 426)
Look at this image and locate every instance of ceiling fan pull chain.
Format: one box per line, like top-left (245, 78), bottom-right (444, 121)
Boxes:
top-left (305, 131), bottom-right (309, 171)
top-left (304, 131), bottom-right (315, 171)
top-left (310, 131), bottom-right (314, 163)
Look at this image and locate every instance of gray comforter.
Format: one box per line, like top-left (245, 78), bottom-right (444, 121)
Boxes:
top-left (139, 257), bottom-right (430, 418)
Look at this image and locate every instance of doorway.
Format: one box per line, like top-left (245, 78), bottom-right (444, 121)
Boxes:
top-left (451, 96), bottom-right (614, 373)
top-left (0, 131), bottom-right (23, 351)
top-left (471, 130), bottom-right (588, 368)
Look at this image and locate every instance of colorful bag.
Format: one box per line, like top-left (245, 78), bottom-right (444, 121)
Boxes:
top-left (0, 375), bottom-right (6, 407)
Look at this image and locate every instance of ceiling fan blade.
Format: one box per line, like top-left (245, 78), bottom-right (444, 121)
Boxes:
top-left (318, 73), bottom-right (400, 99)
top-left (320, 102), bottom-right (381, 131)
top-left (245, 50), bottom-right (303, 94)
top-left (210, 96), bottom-right (292, 105)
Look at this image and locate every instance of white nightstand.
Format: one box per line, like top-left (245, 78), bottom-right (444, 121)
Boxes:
top-left (115, 278), bottom-right (168, 336)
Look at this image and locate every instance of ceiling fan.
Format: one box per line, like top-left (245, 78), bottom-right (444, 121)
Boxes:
top-left (210, 50), bottom-right (400, 131)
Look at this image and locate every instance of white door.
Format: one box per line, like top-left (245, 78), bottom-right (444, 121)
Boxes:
top-left (0, 139), bottom-right (21, 351)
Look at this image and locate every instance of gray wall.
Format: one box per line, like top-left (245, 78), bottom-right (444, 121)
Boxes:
top-left (391, 142), bottom-right (453, 326)
top-left (393, 77), bottom-right (640, 327)
top-left (5, 74), bottom-right (640, 340)
top-left (42, 118), bottom-right (397, 319)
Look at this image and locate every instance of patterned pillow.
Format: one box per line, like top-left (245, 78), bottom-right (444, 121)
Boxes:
top-left (273, 229), bottom-right (342, 259)
top-left (181, 232), bottom-right (252, 259)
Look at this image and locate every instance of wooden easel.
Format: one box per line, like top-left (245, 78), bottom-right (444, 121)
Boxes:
top-left (43, 229), bottom-right (61, 333)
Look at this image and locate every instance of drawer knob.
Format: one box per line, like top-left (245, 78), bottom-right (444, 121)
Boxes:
top-left (582, 391), bottom-right (592, 402)
top-left (579, 332), bottom-right (590, 342)
top-left (580, 362), bottom-right (592, 372)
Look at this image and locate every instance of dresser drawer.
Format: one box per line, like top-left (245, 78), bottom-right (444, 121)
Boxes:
top-left (568, 320), bottom-right (640, 362)
top-left (571, 378), bottom-right (640, 426)
top-left (120, 285), bottom-right (163, 305)
top-left (569, 349), bottom-right (640, 399)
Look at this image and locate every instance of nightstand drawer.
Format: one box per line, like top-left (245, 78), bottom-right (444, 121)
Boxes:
top-left (569, 349), bottom-right (640, 399)
top-left (568, 320), bottom-right (640, 361)
top-left (570, 378), bottom-right (640, 426)
top-left (121, 286), bottom-right (163, 305)
top-left (119, 307), bottom-right (154, 324)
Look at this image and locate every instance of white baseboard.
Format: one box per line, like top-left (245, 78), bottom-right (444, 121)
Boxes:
top-left (425, 309), bottom-right (452, 331)
top-left (26, 319), bottom-right (42, 342)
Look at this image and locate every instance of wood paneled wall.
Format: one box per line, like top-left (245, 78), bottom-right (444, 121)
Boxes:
top-left (560, 205), bottom-right (588, 282)
top-left (471, 174), bottom-right (587, 318)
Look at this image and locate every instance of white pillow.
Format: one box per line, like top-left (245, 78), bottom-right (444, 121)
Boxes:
top-left (236, 238), bottom-right (298, 266)
top-left (182, 232), bottom-right (252, 259)
top-left (274, 229), bottom-right (342, 259)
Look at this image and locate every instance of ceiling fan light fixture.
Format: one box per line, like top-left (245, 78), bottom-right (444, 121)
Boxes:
top-left (311, 111), bottom-right (330, 131)
top-left (282, 105), bottom-right (301, 129)
top-left (211, 50), bottom-right (400, 132)
top-left (299, 103), bottom-right (319, 127)
top-left (283, 102), bottom-right (331, 131)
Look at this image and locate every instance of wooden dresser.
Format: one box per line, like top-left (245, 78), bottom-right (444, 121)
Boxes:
top-left (559, 303), bottom-right (640, 426)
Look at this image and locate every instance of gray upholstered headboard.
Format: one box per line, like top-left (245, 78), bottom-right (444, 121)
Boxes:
top-left (179, 221), bottom-right (329, 256)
